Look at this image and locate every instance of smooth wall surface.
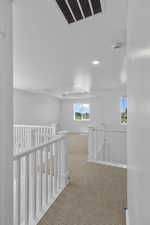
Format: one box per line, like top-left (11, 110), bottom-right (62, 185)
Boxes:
top-left (102, 90), bottom-right (127, 130)
top-left (60, 90), bottom-right (127, 132)
top-left (127, 1), bottom-right (150, 225)
top-left (14, 89), bottom-right (61, 126)
top-left (60, 97), bottom-right (103, 133)
top-left (60, 90), bottom-right (127, 164)
top-left (102, 91), bottom-right (127, 164)
top-left (0, 1), bottom-right (13, 224)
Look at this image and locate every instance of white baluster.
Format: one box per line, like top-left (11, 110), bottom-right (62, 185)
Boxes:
top-left (32, 151), bottom-right (37, 220)
top-left (25, 155), bottom-right (30, 225)
top-left (45, 147), bottom-right (48, 204)
top-left (22, 127), bottom-right (24, 151)
top-left (39, 149), bottom-right (43, 211)
top-left (37, 128), bottom-right (39, 146)
top-left (16, 159), bottom-right (21, 225)
top-left (54, 142), bottom-right (58, 194)
top-left (57, 140), bottom-right (61, 189)
top-left (40, 128), bottom-right (42, 144)
top-left (63, 137), bottom-right (69, 185)
top-left (60, 139), bottom-right (64, 187)
top-left (50, 144), bottom-right (53, 199)
top-left (13, 129), bottom-right (69, 225)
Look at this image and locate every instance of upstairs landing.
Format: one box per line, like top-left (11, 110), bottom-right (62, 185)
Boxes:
top-left (39, 133), bottom-right (127, 225)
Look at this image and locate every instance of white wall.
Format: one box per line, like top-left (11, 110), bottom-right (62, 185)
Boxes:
top-left (60, 97), bottom-right (103, 133)
top-left (61, 89), bottom-right (127, 132)
top-left (60, 90), bottom-right (127, 164)
top-left (0, 1), bottom-right (13, 224)
top-left (14, 89), bottom-right (61, 126)
top-left (127, 1), bottom-right (150, 225)
top-left (102, 91), bottom-right (127, 130)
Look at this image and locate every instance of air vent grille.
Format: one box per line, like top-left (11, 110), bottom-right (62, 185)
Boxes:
top-left (79, 0), bottom-right (92, 18)
top-left (91, 0), bottom-right (102, 14)
top-left (56, 0), bottom-right (102, 24)
top-left (68, 0), bottom-right (83, 21)
top-left (56, 0), bottom-right (75, 24)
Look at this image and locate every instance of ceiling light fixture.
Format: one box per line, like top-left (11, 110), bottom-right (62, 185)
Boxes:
top-left (92, 60), bottom-right (100, 65)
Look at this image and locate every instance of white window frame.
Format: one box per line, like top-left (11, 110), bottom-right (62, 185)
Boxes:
top-left (73, 103), bottom-right (90, 121)
top-left (120, 96), bottom-right (128, 125)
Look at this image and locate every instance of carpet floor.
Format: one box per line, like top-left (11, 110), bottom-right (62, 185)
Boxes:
top-left (38, 133), bottom-right (127, 225)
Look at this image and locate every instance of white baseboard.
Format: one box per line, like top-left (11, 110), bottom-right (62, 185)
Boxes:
top-left (125, 208), bottom-right (129, 225)
top-left (88, 159), bottom-right (127, 169)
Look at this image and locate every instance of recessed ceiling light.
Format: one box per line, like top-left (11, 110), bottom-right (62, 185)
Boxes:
top-left (92, 60), bottom-right (100, 65)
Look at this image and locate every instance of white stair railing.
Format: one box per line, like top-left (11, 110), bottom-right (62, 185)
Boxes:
top-left (13, 135), bottom-right (69, 225)
top-left (88, 126), bottom-right (127, 167)
top-left (14, 125), bottom-right (57, 154)
top-left (88, 126), bottom-right (105, 161)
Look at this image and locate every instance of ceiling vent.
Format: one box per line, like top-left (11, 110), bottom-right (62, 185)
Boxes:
top-left (55, 0), bottom-right (102, 24)
top-left (62, 90), bottom-right (89, 97)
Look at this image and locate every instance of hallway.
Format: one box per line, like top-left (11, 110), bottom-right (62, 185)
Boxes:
top-left (39, 134), bottom-right (127, 225)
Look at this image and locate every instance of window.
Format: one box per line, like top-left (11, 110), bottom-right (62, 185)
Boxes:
top-left (120, 97), bottom-right (128, 124)
top-left (73, 104), bottom-right (90, 121)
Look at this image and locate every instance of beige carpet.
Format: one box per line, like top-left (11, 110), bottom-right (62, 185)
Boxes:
top-left (38, 133), bottom-right (127, 225)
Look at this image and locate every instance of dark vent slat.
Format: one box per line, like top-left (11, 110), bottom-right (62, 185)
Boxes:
top-left (56, 0), bottom-right (75, 24)
top-left (91, 0), bottom-right (102, 14)
top-left (68, 0), bottom-right (83, 21)
top-left (79, 0), bottom-right (92, 18)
